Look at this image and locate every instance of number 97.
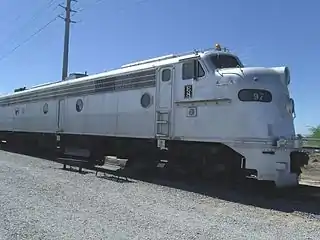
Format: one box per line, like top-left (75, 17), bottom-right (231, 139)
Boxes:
top-left (253, 92), bottom-right (263, 101)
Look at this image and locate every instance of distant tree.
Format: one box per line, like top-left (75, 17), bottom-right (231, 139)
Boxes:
top-left (308, 125), bottom-right (320, 138)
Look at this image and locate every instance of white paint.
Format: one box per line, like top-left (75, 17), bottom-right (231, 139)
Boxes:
top-left (0, 46), bottom-right (303, 187)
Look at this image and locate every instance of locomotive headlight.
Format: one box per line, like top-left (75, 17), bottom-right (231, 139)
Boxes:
top-left (271, 66), bottom-right (291, 86)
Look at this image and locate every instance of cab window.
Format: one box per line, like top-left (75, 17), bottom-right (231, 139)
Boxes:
top-left (209, 54), bottom-right (242, 69)
top-left (182, 60), bottom-right (205, 80)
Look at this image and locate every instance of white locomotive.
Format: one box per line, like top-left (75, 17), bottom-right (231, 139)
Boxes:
top-left (0, 44), bottom-right (308, 187)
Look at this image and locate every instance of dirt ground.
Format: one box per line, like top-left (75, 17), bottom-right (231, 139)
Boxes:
top-left (300, 153), bottom-right (320, 185)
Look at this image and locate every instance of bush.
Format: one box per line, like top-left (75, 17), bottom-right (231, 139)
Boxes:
top-left (304, 125), bottom-right (320, 147)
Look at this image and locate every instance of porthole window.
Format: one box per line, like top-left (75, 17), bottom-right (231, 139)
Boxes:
top-left (141, 93), bottom-right (152, 108)
top-left (76, 99), bottom-right (84, 112)
top-left (162, 69), bottom-right (171, 82)
top-left (43, 103), bottom-right (48, 114)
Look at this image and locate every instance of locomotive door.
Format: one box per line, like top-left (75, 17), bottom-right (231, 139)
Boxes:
top-left (57, 99), bottom-right (65, 132)
top-left (155, 66), bottom-right (173, 139)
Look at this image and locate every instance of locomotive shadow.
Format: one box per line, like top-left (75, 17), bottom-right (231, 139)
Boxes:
top-left (2, 146), bottom-right (319, 216)
top-left (1, 146), bottom-right (134, 183)
top-left (96, 174), bottom-right (134, 183)
top-left (58, 166), bottom-right (91, 175)
top-left (140, 176), bottom-right (320, 216)
top-left (0, 144), bottom-right (56, 161)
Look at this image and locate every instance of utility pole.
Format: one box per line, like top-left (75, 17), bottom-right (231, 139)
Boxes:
top-left (59, 0), bottom-right (77, 81)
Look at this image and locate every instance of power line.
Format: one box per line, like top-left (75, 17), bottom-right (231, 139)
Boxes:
top-left (23, 0), bottom-right (59, 27)
top-left (0, 16), bottom-right (59, 63)
top-left (0, 0), bottom-right (60, 49)
top-left (76, 0), bottom-right (149, 15)
top-left (0, 0), bottom-right (39, 29)
top-left (72, 0), bottom-right (104, 14)
top-left (0, 0), bottom-right (152, 67)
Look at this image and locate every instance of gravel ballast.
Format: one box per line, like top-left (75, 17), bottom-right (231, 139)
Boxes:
top-left (0, 150), bottom-right (319, 240)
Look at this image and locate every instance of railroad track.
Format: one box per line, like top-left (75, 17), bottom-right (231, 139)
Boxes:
top-left (1, 144), bottom-right (320, 214)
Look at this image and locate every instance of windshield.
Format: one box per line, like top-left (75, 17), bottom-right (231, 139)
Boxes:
top-left (209, 54), bottom-right (243, 69)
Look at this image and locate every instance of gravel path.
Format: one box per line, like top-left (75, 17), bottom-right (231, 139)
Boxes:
top-left (0, 150), bottom-right (319, 240)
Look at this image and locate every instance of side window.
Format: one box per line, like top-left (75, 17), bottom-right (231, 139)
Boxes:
top-left (182, 62), bottom-right (194, 80)
top-left (182, 60), bottom-right (205, 80)
top-left (162, 69), bottom-right (171, 82)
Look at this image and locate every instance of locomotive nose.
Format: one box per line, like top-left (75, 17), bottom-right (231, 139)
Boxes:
top-left (270, 66), bottom-right (290, 86)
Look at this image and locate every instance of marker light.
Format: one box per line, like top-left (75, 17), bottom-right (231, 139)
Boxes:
top-left (286, 97), bottom-right (296, 118)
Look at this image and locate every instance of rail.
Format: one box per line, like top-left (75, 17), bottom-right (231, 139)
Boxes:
top-left (302, 137), bottom-right (320, 147)
top-left (302, 137), bottom-right (320, 153)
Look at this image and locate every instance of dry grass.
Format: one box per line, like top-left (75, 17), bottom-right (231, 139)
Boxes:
top-left (301, 153), bottom-right (320, 185)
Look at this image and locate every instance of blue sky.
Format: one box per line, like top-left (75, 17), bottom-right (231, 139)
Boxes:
top-left (0, 0), bottom-right (319, 134)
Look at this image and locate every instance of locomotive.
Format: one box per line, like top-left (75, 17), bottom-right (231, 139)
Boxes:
top-left (0, 44), bottom-right (309, 187)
